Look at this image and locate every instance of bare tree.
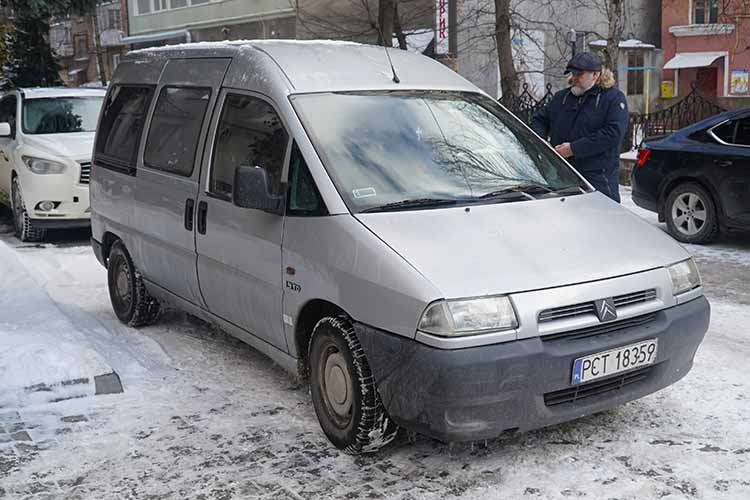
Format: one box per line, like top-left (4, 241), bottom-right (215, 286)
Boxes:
top-left (495, 0), bottom-right (518, 102)
top-left (296, 0), bottom-right (434, 49)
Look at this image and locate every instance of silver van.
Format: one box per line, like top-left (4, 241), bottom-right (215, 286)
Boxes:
top-left (90, 41), bottom-right (709, 453)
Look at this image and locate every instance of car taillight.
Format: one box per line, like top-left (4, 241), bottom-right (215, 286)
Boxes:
top-left (636, 148), bottom-right (651, 167)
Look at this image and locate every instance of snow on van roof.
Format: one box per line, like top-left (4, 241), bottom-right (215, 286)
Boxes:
top-left (129, 39), bottom-right (363, 55)
top-left (127, 39), bottom-right (479, 95)
top-left (19, 87), bottom-right (107, 99)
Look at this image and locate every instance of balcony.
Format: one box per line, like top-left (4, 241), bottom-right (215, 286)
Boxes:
top-left (668, 24), bottom-right (735, 37)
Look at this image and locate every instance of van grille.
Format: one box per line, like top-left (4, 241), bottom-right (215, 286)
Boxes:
top-left (541, 313), bottom-right (657, 342)
top-left (538, 289), bottom-right (657, 323)
top-left (543, 366), bottom-right (653, 406)
top-left (79, 161), bottom-right (91, 184)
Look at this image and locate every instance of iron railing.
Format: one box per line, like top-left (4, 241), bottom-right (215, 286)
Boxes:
top-left (623, 84), bottom-right (726, 151)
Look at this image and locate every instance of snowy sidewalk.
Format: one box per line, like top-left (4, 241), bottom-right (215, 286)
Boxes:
top-left (0, 240), bottom-right (122, 410)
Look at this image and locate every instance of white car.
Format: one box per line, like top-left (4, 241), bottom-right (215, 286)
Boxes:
top-left (0, 87), bottom-right (105, 241)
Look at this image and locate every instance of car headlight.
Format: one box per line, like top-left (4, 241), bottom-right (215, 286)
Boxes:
top-left (22, 156), bottom-right (67, 174)
top-left (667, 258), bottom-right (701, 296)
top-left (418, 296), bottom-right (518, 337)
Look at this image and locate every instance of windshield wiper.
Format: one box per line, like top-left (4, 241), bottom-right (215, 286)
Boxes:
top-left (553, 185), bottom-right (587, 196)
top-left (360, 198), bottom-right (459, 213)
top-left (478, 183), bottom-right (554, 200)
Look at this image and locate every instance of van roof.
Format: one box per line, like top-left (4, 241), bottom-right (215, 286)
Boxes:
top-left (17, 87), bottom-right (107, 99)
top-left (127, 40), bottom-right (480, 94)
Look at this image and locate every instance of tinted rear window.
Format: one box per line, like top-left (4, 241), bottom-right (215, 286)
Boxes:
top-left (143, 87), bottom-right (211, 177)
top-left (95, 86), bottom-right (154, 167)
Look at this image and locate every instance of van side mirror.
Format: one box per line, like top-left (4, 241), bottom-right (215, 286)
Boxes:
top-left (0, 122), bottom-right (11, 137)
top-left (233, 165), bottom-right (284, 214)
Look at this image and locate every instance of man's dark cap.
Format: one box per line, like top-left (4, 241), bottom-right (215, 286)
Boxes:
top-left (564, 52), bottom-right (602, 74)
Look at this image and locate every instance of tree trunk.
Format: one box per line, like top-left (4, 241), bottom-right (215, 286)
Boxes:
top-left (495, 0), bottom-right (517, 103)
top-left (393, 2), bottom-right (407, 50)
top-left (91, 12), bottom-right (107, 86)
top-left (604, 0), bottom-right (624, 83)
top-left (377, 0), bottom-right (395, 47)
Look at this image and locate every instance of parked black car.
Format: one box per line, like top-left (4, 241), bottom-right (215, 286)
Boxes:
top-left (631, 108), bottom-right (750, 244)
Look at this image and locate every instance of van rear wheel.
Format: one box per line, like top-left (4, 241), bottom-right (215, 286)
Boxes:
top-left (309, 316), bottom-right (398, 454)
top-left (107, 240), bottom-right (161, 327)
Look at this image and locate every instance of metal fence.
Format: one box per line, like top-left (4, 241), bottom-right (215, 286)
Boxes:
top-left (622, 84), bottom-right (726, 151)
top-left (502, 82), bottom-right (727, 152)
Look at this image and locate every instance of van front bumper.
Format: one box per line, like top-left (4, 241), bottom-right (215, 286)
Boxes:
top-left (355, 296), bottom-right (709, 443)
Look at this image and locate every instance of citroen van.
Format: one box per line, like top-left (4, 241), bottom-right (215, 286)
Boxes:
top-left (0, 88), bottom-right (105, 241)
top-left (90, 41), bottom-right (709, 453)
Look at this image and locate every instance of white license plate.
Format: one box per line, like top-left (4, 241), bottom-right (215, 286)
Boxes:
top-left (571, 339), bottom-right (658, 385)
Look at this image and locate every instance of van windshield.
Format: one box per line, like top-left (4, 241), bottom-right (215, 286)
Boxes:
top-left (22, 97), bottom-right (103, 135)
top-left (291, 91), bottom-right (588, 213)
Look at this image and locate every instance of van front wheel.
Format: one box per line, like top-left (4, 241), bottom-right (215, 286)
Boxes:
top-left (107, 240), bottom-right (160, 327)
top-left (309, 316), bottom-right (398, 454)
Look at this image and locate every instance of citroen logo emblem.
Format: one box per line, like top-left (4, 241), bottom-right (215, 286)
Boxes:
top-left (594, 298), bottom-right (618, 322)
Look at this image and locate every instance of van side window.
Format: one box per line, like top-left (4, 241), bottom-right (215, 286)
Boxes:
top-left (144, 86), bottom-right (211, 177)
top-left (210, 94), bottom-right (289, 200)
top-left (0, 96), bottom-right (17, 137)
top-left (287, 143), bottom-right (327, 216)
top-left (95, 85), bottom-right (154, 169)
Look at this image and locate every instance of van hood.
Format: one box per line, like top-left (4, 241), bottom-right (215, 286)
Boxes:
top-left (22, 132), bottom-right (95, 160)
top-left (355, 193), bottom-right (689, 298)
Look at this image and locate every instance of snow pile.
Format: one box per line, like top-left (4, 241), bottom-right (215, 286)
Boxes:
top-left (589, 38), bottom-right (656, 49)
top-left (0, 240), bottom-right (113, 408)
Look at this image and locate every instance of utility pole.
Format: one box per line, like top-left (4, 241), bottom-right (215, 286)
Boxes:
top-left (448, 0), bottom-right (456, 57)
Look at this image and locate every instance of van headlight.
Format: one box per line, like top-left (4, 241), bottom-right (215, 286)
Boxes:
top-left (667, 258), bottom-right (701, 296)
top-left (23, 156), bottom-right (67, 174)
top-left (418, 296), bottom-right (518, 337)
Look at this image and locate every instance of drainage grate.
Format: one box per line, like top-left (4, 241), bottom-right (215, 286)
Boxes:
top-left (544, 366), bottom-right (653, 406)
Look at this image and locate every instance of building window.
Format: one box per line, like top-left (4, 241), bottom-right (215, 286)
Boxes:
top-left (627, 51), bottom-right (644, 96)
top-left (138, 0), bottom-right (215, 15)
top-left (694, 0), bottom-right (719, 24)
top-left (107, 9), bottom-right (121, 30)
top-left (137, 0), bottom-right (150, 14)
top-left (74, 33), bottom-right (88, 59)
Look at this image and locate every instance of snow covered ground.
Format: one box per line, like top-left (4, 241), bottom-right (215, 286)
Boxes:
top-left (1, 190), bottom-right (749, 500)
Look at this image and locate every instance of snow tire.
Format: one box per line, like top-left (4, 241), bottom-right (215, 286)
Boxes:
top-left (11, 177), bottom-right (46, 243)
top-left (309, 315), bottom-right (399, 454)
top-left (107, 240), bottom-right (161, 327)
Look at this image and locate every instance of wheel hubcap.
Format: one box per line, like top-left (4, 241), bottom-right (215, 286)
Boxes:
top-left (113, 260), bottom-right (131, 309)
top-left (322, 350), bottom-right (353, 424)
top-left (672, 192), bottom-right (707, 236)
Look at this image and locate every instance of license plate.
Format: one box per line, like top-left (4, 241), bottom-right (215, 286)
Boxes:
top-left (571, 339), bottom-right (658, 385)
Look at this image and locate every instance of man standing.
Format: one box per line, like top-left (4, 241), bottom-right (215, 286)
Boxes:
top-left (531, 52), bottom-right (628, 202)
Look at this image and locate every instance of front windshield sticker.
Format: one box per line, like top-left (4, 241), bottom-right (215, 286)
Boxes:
top-left (353, 187), bottom-right (377, 199)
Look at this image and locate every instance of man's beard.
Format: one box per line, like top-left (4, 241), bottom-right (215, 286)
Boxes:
top-left (570, 81), bottom-right (595, 96)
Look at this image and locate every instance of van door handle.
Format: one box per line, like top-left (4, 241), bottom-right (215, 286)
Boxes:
top-left (197, 201), bottom-right (207, 235)
top-left (715, 160), bottom-right (733, 167)
top-left (184, 198), bottom-right (195, 231)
